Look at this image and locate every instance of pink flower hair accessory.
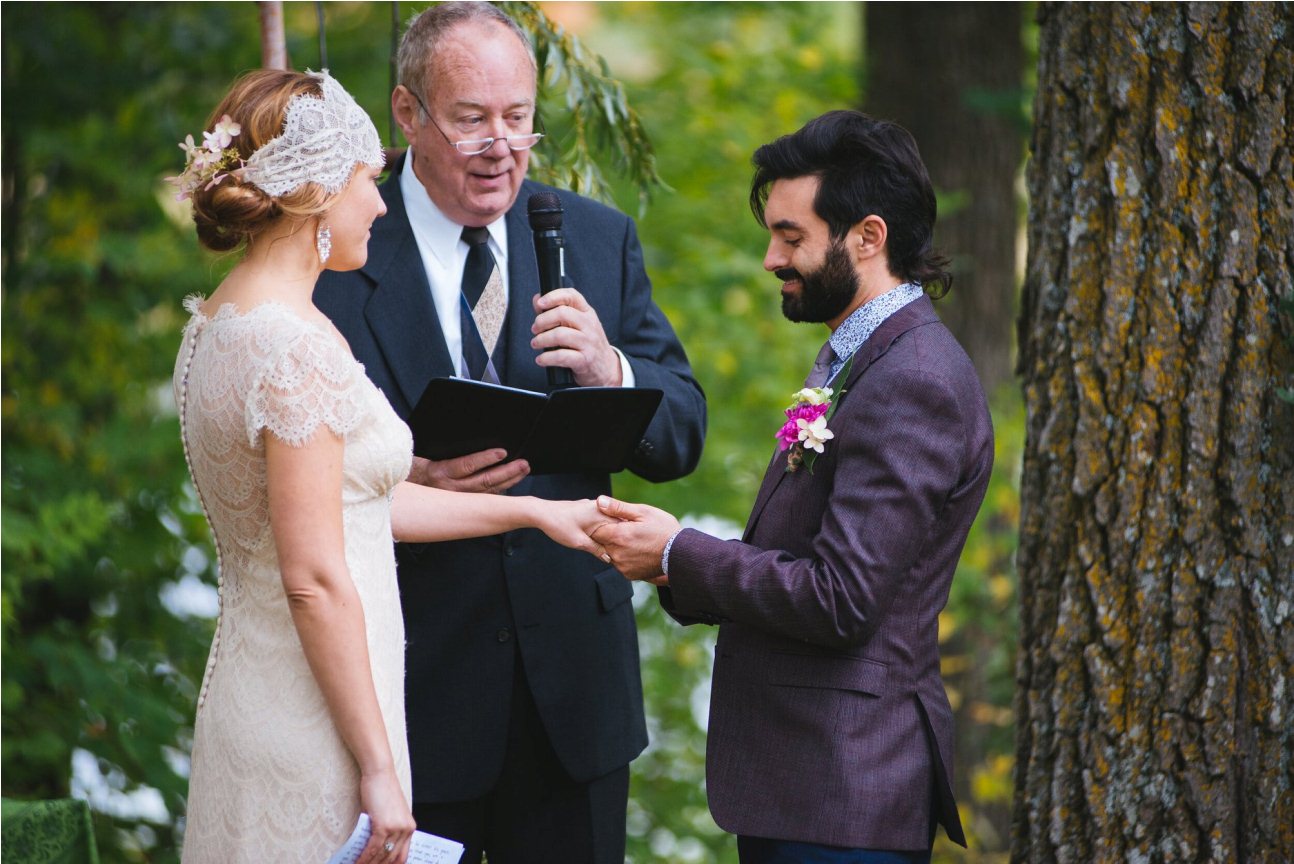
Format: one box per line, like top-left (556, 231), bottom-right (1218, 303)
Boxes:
top-left (167, 114), bottom-right (244, 202)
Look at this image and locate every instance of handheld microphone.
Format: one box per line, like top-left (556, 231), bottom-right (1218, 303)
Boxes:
top-left (528, 192), bottom-right (575, 389)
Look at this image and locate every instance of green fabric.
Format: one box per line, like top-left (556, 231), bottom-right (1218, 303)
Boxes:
top-left (1, 799), bottom-right (99, 864)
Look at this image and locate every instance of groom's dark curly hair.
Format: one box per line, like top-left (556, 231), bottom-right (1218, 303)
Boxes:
top-left (750, 110), bottom-right (951, 298)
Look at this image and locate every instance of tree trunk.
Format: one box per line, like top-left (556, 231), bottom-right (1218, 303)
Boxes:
top-left (1015, 4), bottom-right (1294, 862)
top-left (865, 2), bottom-right (1023, 395)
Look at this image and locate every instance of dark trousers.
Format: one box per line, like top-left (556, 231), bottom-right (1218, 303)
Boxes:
top-left (411, 664), bottom-right (629, 864)
top-left (738, 837), bottom-right (932, 864)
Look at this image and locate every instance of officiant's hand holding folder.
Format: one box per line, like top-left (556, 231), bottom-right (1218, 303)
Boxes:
top-left (409, 378), bottom-right (664, 475)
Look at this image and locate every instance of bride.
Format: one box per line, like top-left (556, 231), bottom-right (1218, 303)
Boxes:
top-left (170, 69), bottom-right (608, 863)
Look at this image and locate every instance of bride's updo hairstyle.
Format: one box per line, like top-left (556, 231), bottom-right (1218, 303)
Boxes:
top-left (176, 69), bottom-right (385, 253)
top-left (189, 71), bottom-right (326, 252)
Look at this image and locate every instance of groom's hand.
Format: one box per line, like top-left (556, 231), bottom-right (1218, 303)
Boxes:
top-left (592, 496), bottom-right (681, 583)
top-left (408, 449), bottom-right (530, 494)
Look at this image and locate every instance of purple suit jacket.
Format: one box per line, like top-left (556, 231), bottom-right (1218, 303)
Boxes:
top-left (662, 296), bottom-right (991, 849)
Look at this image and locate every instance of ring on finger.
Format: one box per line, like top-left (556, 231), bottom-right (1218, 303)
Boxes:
top-left (383, 840), bottom-right (395, 853)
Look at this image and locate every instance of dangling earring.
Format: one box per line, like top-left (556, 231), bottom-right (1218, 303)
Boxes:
top-left (316, 221), bottom-right (332, 265)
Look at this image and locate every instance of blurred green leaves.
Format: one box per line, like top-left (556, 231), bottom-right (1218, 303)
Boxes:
top-left (2, 4), bottom-right (262, 857)
top-left (503, 1), bottom-right (666, 214)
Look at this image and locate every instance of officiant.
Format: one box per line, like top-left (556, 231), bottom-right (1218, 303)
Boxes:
top-left (313, 3), bottom-right (706, 862)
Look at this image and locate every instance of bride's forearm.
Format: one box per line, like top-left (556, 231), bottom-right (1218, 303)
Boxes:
top-left (389, 481), bottom-right (544, 542)
top-left (390, 483), bottom-right (609, 558)
top-left (285, 570), bottom-right (394, 776)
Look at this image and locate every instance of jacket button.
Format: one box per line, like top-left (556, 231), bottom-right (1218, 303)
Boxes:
top-left (503, 541), bottom-right (514, 557)
top-left (496, 628), bottom-right (511, 643)
top-left (635, 439), bottom-right (654, 457)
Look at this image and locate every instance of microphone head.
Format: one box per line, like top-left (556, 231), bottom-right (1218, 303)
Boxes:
top-left (527, 191), bottom-right (563, 231)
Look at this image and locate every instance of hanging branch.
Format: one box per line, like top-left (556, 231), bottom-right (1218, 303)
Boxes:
top-left (315, 2), bottom-right (328, 69)
top-left (500, 2), bottom-right (667, 214)
top-left (258, 1), bottom-right (288, 70)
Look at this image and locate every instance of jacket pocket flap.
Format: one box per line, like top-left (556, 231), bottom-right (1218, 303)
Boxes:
top-left (768, 652), bottom-right (888, 695)
top-left (594, 566), bottom-right (634, 612)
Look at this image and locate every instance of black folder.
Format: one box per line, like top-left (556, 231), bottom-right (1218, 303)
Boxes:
top-left (409, 377), bottom-right (664, 475)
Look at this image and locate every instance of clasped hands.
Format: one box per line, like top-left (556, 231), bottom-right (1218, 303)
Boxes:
top-left (406, 448), bottom-right (677, 583)
top-left (408, 456), bottom-right (676, 582)
top-left (503, 494), bottom-right (679, 585)
top-left (589, 496), bottom-right (680, 585)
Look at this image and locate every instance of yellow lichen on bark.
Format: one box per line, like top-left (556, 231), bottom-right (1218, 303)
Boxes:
top-left (1016, 4), bottom-right (1294, 862)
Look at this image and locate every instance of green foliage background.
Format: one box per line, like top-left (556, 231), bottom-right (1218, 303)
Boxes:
top-left (1, 3), bottom-right (1021, 862)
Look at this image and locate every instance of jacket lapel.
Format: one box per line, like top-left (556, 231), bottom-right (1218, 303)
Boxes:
top-left (742, 447), bottom-right (791, 541)
top-left (741, 295), bottom-right (941, 540)
top-left (362, 155), bottom-right (456, 410)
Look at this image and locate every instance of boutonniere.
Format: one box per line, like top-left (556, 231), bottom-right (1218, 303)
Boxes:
top-left (776, 355), bottom-right (854, 473)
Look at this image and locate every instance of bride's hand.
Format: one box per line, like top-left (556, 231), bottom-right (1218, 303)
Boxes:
top-left (533, 498), bottom-right (615, 562)
top-left (357, 766), bottom-right (415, 864)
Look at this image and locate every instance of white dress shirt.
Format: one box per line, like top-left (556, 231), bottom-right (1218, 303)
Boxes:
top-left (400, 151), bottom-right (508, 378)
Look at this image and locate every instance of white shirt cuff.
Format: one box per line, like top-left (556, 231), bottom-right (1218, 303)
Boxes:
top-left (613, 347), bottom-right (636, 388)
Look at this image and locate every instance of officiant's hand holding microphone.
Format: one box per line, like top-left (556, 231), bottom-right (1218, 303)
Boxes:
top-left (531, 289), bottom-right (623, 386)
top-left (529, 191), bottom-right (624, 387)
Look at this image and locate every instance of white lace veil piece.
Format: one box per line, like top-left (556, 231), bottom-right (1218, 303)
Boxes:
top-left (241, 70), bottom-right (384, 197)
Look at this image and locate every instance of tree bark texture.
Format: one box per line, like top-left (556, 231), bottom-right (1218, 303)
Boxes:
top-left (866, 2), bottom-right (1023, 395)
top-left (1015, 4), bottom-right (1294, 863)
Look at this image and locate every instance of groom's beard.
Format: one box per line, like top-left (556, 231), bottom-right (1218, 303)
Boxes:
top-left (776, 239), bottom-right (859, 324)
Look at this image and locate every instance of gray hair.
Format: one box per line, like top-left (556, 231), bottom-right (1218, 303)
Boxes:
top-left (398, 2), bottom-right (537, 120)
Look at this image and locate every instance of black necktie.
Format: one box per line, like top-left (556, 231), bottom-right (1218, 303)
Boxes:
top-left (460, 226), bottom-right (504, 383)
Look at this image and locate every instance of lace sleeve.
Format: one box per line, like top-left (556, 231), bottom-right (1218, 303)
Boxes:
top-left (245, 325), bottom-right (366, 448)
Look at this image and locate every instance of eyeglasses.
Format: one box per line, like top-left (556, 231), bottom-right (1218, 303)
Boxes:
top-left (409, 90), bottom-right (544, 156)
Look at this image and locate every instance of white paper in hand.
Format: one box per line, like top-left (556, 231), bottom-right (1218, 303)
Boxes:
top-left (326, 813), bottom-right (465, 864)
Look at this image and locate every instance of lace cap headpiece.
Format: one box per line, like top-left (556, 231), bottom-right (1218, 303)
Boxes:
top-left (241, 70), bottom-right (385, 198)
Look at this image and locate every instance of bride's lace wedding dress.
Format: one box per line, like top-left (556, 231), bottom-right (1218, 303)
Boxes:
top-left (174, 298), bottom-right (412, 862)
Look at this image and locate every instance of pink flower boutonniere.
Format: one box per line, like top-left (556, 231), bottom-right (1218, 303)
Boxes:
top-left (776, 356), bottom-right (854, 473)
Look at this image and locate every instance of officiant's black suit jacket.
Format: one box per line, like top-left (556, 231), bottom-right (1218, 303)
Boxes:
top-left (314, 158), bottom-right (706, 802)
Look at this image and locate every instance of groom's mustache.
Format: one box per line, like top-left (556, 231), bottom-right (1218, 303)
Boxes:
top-left (775, 267), bottom-right (802, 283)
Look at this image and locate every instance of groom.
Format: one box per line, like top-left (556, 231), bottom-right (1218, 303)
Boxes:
top-left (594, 110), bottom-right (993, 863)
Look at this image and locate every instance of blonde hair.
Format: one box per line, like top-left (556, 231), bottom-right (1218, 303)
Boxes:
top-left (189, 70), bottom-right (341, 252)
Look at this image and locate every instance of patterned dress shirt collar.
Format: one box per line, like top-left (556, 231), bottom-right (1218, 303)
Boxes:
top-left (825, 281), bottom-right (924, 385)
